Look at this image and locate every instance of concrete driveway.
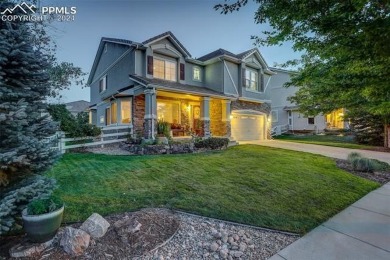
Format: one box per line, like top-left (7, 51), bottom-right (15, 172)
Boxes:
top-left (241, 140), bottom-right (390, 164)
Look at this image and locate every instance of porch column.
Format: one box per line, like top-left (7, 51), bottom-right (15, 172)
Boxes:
top-left (201, 97), bottom-right (211, 137)
top-left (222, 100), bottom-right (232, 138)
top-left (144, 88), bottom-right (157, 139)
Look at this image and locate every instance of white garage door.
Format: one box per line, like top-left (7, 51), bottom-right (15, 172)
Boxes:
top-left (231, 113), bottom-right (265, 141)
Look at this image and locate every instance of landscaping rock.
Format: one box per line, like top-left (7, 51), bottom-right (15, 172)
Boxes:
top-left (233, 234), bottom-right (240, 241)
top-left (114, 217), bottom-right (142, 235)
top-left (220, 248), bottom-right (229, 259)
top-left (239, 242), bottom-right (247, 252)
top-left (9, 239), bottom-right (53, 258)
top-left (60, 227), bottom-right (90, 256)
top-left (210, 242), bottom-right (219, 252)
top-left (80, 213), bottom-right (110, 238)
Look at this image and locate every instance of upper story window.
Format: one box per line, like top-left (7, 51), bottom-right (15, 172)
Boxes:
top-left (193, 67), bottom-right (201, 81)
top-left (153, 58), bottom-right (177, 82)
top-left (245, 69), bottom-right (258, 92)
top-left (99, 76), bottom-right (107, 93)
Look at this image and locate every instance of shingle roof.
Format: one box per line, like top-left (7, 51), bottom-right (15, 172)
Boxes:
top-left (236, 48), bottom-right (257, 59)
top-left (102, 37), bottom-right (138, 46)
top-left (129, 75), bottom-right (236, 98)
top-left (197, 48), bottom-right (240, 62)
top-left (142, 31), bottom-right (191, 57)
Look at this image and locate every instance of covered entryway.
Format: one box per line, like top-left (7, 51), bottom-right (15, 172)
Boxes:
top-left (231, 111), bottom-right (266, 141)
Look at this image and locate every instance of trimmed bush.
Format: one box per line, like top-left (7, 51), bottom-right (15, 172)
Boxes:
top-left (194, 137), bottom-right (229, 150)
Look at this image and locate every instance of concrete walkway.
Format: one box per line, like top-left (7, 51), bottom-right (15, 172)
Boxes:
top-left (268, 183), bottom-right (390, 260)
top-left (241, 140), bottom-right (390, 164)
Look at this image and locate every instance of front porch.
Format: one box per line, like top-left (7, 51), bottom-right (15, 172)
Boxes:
top-left (135, 89), bottom-right (232, 139)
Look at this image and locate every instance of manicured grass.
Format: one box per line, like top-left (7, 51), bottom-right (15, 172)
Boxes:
top-left (47, 145), bottom-right (379, 234)
top-left (274, 134), bottom-right (374, 149)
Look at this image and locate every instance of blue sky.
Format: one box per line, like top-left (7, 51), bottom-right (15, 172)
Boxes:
top-left (40, 0), bottom-right (300, 103)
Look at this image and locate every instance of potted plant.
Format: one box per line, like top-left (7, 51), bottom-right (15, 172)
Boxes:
top-left (22, 196), bottom-right (64, 243)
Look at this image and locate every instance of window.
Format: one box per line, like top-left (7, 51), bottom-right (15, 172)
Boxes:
top-left (121, 99), bottom-right (131, 124)
top-left (111, 102), bottom-right (117, 124)
top-left (157, 100), bottom-right (180, 123)
top-left (271, 110), bottom-right (278, 123)
top-left (99, 76), bottom-right (107, 93)
top-left (153, 58), bottom-right (177, 81)
top-left (245, 69), bottom-right (258, 91)
top-left (308, 117), bottom-right (315, 125)
top-left (193, 67), bottom-right (201, 81)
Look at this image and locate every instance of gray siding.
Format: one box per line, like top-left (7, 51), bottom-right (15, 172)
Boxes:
top-left (185, 62), bottom-right (204, 87)
top-left (267, 70), bottom-right (326, 130)
top-left (135, 50), bottom-right (144, 76)
top-left (92, 43), bottom-right (130, 83)
top-left (223, 61), bottom-right (239, 96)
top-left (90, 51), bottom-right (134, 105)
top-left (205, 62), bottom-right (223, 93)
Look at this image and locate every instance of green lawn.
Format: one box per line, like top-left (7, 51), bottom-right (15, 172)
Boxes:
top-left (274, 134), bottom-right (374, 149)
top-left (47, 145), bottom-right (379, 234)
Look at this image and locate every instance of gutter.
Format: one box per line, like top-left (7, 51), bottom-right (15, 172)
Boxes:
top-left (148, 84), bottom-right (236, 101)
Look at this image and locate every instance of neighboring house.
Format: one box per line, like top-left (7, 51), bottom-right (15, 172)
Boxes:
top-left (266, 68), bottom-right (347, 133)
top-left (65, 100), bottom-right (91, 116)
top-left (87, 31), bottom-right (276, 141)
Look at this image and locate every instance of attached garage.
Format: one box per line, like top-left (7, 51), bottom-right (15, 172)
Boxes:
top-left (231, 111), bottom-right (266, 141)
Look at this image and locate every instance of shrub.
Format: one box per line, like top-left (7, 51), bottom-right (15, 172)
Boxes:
top-left (47, 104), bottom-right (101, 138)
top-left (349, 157), bottom-right (376, 172)
top-left (347, 152), bottom-right (362, 161)
top-left (27, 196), bottom-right (63, 215)
top-left (194, 137), bottom-right (229, 150)
top-left (157, 120), bottom-right (171, 137)
top-left (0, 176), bottom-right (57, 235)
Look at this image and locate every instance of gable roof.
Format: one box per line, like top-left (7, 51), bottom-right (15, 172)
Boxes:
top-left (142, 31), bottom-right (191, 58)
top-left (198, 48), bottom-right (239, 62)
top-left (87, 37), bottom-right (144, 85)
top-left (198, 47), bottom-right (275, 75)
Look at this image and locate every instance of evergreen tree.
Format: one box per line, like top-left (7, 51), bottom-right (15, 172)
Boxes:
top-left (0, 1), bottom-right (59, 234)
top-left (0, 1), bottom-right (58, 185)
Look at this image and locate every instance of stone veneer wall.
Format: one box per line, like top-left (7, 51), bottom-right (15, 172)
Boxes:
top-left (210, 100), bottom-right (227, 137)
top-left (231, 100), bottom-right (271, 115)
top-left (133, 95), bottom-right (145, 136)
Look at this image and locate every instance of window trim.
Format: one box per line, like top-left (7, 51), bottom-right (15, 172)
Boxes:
top-left (245, 68), bottom-right (259, 92)
top-left (193, 66), bottom-right (201, 82)
top-left (119, 98), bottom-right (132, 124)
top-left (99, 75), bottom-right (107, 93)
top-left (153, 57), bottom-right (177, 82)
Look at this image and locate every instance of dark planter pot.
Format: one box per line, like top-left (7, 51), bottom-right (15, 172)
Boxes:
top-left (22, 206), bottom-right (64, 243)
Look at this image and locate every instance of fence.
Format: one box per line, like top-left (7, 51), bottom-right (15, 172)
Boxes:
top-left (46, 126), bottom-right (131, 154)
top-left (271, 124), bottom-right (289, 137)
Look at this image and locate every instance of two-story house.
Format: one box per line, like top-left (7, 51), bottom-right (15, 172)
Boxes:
top-left (266, 68), bottom-right (348, 133)
top-left (87, 31), bottom-right (275, 141)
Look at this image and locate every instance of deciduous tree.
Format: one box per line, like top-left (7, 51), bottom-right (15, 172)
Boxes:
top-left (216, 0), bottom-right (390, 146)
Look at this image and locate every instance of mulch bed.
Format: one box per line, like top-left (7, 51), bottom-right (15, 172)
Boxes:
top-left (335, 159), bottom-right (390, 184)
top-left (0, 208), bottom-right (180, 259)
